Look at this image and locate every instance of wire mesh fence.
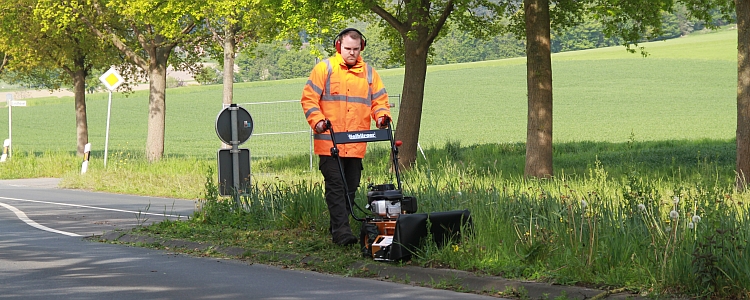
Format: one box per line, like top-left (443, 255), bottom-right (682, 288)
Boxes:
top-left (238, 95), bottom-right (400, 170)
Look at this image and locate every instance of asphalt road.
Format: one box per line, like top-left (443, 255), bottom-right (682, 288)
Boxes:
top-left (0, 179), bottom-right (497, 299)
top-left (0, 179), bottom-right (195, 236)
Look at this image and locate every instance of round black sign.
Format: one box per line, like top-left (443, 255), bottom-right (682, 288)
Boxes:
top-left (215, 105), bottom-right (253, 145)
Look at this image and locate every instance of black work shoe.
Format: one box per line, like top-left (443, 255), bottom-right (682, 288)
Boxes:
top-left (334, 234), bottom-right (358, 246)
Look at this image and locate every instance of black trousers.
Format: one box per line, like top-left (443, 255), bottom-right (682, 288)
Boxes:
top-left (319, 155), bottom-right (362, 240)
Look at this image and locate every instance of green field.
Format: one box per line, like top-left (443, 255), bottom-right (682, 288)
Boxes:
top-left (0, 29), bottom-right (737, 160)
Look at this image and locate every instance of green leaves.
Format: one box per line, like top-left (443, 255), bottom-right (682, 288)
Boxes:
top-left (0, 0), bottom-right (116, 83)
top-left (104, 0), bottom-right (205, 40)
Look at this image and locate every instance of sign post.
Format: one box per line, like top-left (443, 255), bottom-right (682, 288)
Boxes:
top-left (98, 67), bottom-right (124, 168)
top-left (215, 104), bottom-right (254, 205)
top-left (4, 93), bottom-right (25, 160)
top-left (5, 93), bottom-right (11, 159)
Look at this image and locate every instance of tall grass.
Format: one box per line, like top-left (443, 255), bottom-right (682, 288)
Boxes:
top-left (404, 159), bottom-right (749, 297)
top-left (157, 137), bottom-right (748, 298)
top-left (37, 150), bottom-right (210, 199)
top-left (0, 150), bottom-right (80, 178)
top-left (3, 134), bottom-right (747, 296)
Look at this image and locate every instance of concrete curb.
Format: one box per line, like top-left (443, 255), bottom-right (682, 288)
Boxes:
top-left (352, 262), bottom-right (615, 299)
top-left (95, 232), bottom-right (648, 299)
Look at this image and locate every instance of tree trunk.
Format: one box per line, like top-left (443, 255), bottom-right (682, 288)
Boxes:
top-left (394, 36), bottom-right (429, 168)
top-left (223, 26), bottom-right (235, 106)
top-left (72, 62), bottom-right (88, 156)
top-left (737, 0), bottom-right (750, 189)
top-left (0, 52), bottom-right (8, 73)
top-left (523, 0), bottom-right (554, 178)
top-left (145, 47), bottom-right (171, 162)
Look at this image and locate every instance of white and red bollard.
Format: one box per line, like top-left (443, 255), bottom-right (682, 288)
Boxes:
top-left (81, 143), bottom-right (91, 174)
top-left (0, 139), bottom-right (9, 163)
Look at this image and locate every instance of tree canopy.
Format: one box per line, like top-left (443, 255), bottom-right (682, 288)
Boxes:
top-left (1, 0), bottom-right (122, 155)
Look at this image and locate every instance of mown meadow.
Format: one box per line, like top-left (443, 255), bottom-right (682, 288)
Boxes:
top-left (1, 28), bottom-right (747, 298)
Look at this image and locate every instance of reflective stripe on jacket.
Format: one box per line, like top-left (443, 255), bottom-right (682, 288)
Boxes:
top-left (301, 53), bottom-right (390, 158)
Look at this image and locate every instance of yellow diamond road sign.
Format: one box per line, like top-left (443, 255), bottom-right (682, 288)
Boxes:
top-left (99, 67), bottom-right (124, 91)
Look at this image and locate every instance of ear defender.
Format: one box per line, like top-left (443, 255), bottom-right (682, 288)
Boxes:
top-left (334, 28), bottom-right (367, 53)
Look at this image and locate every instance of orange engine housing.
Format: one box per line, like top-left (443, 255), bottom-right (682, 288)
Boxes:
top-left (367, 219), bottom-right (396, 257)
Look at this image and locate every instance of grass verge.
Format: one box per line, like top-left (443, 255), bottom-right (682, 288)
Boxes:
top-left (3, 138), bottom-right (749, 299)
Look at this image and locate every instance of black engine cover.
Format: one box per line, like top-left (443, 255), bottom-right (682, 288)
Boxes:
top-left (366, 184), bottom-right (417, 214)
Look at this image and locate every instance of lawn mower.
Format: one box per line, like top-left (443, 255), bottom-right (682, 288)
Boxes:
top-left (325, 120), bottom-right (471, 262)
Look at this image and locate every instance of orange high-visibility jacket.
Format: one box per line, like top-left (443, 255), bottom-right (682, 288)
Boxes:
top-left (301, 53), bottom-right (390, 158)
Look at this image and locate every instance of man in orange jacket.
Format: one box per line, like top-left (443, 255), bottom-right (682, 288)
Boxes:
top-left (301, 28), bottom-right (391, 246)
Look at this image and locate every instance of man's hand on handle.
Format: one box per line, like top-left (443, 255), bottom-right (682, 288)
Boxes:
top-left (314, 120), bottom-right (328, 134)
top-left (376, 115), bottom-right (391, 129)
top-left (319, 116), bottom-right (389, 133)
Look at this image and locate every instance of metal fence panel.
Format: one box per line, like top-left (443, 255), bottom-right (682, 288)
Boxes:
top-left (238, 95), bottom-right (400, 170)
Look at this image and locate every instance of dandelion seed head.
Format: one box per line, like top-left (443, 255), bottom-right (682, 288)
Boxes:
top-left (688, 222), bottom-right (695, 229)
top-left (669, 210), bottom-right (679, 219)
top-left (637, 204), bottom-right (646, 212)
top-left (692, 215), bottom-right (701, 223)
top-left (457, 191), bottom-right (462, 196)
top-left (580, 199), bottom-right (588, 209)
top-left (673, 196), bottom-right (680, 204)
